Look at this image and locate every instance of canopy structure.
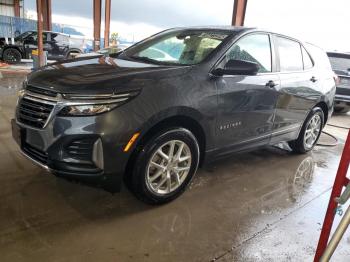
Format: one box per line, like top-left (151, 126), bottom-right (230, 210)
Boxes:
top-left (33, 0), bottom-right (248, 66)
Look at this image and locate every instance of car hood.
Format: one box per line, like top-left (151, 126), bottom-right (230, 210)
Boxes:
top-left (27, 56), bottom-right (192, 95)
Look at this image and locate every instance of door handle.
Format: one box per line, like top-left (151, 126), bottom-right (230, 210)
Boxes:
top-left (310, 76), bottom-right (318, 82)
top-left (265, 80), bottom-right (278, 88)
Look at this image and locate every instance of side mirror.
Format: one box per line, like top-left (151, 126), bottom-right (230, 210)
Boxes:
top-left (213, 59), bottom-right (259, 76)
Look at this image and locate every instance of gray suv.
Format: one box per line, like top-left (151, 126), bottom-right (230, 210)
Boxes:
top-left (12, 27), bottom-right (336, 204)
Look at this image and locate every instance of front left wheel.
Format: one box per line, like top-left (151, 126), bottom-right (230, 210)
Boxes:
top-left (3, 48), bottom-right (22, 64)
top-left (131, 128), bottom-right (200, 204)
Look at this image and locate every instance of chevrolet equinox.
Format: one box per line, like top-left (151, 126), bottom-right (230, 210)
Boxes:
top-left (12, 27), bottom-right (336, 204)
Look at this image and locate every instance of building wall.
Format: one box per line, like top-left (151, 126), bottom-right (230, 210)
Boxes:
top-left (0, 0), bottom-right (23, 17)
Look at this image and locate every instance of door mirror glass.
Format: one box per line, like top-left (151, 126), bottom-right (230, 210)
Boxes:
top-left (213, 59), bottom-right (259, 76)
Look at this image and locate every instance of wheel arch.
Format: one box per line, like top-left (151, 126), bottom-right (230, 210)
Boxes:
top-left (2, 46), bottom-right (24, 59)
top-left (124, 111), bottom-right (208, 185)
top-left (314, 101), bottom-right (329, 126)
top-left (66, 48), bottom-right (82, 57)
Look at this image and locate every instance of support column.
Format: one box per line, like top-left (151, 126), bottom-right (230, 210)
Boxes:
top-left (14, 0), bottom-right (21, 17)
top-left (104, 0), bottom-right (111, 48)
top-left (36, 0), bottom-right (44, 66)
top-left (232, 0), bottom-right (248, 26)
top-left (93, 0), bottom-right (102, 51)
top-left (41, 0), bottom-right (52, 31)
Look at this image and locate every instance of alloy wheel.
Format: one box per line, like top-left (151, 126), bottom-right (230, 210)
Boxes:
top-left (304, 114), bottom-right (321, 149)
top-left (146, 140), bottom-right (192, 195)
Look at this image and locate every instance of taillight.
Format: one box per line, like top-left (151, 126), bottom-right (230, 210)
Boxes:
top-left (333, 72), bottom-right (340, 85)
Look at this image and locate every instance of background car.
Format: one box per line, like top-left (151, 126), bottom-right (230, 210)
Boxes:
top-left (327, 52), bottom-right (350, 113)
top-left (0, 31), bottom-right (84, 64)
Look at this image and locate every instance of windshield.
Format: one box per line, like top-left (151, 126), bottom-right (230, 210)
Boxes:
top-left (121, 30), bottom-right (229, 65)
top-left (15, 31), bottom-right (33, 41)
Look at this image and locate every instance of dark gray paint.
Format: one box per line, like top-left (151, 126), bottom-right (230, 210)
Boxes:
top-left (13, 27), bottom-right (336, 191)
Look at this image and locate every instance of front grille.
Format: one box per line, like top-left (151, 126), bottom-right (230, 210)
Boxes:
top-left (26, 85), bottom-right (58, 97)
top-left (66, 138), bottom-right (95, 162)
top-left (22, 142), bottom-right (48, 165)
top-left (18, 97), bottom-right (54, 128)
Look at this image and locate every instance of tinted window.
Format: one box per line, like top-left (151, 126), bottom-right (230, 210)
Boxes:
top-left (224, 34), bottom-right (272, 73)
top-left (51, 33), bottom-right (69, 43)
top-left (301, 46), bottom-right (313, 70)
top-left (277, 37), bottom-right (303, 72)
top-left (30, 32), bottom-right (48, 41)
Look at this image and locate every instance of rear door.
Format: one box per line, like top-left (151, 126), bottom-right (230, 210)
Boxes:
top-left (270, 35), bottom-right (321, 144)
top-left (50, 33), bottom-right (70, 59)
top-left (214, 33), bottom-right (280, 154)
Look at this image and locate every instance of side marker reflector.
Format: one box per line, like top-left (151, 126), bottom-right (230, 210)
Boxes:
top-left (123, 132), bottom-right (140, 152)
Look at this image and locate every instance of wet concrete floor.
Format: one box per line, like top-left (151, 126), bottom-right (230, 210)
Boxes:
top-left (1, 71), bottom-right (350, 261)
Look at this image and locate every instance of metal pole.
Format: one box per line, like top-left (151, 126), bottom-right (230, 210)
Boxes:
top-left (232, 0), bottom-right (248, 26)
top-left (104, 0), bottom-right (111, 48)
top-left (41, 0), bottom-right (52, 31)
top-left (36, 0), bottom-right (44, 67)
top-left (320, 205), bottom-right (350, 261)
top-left (93, 0), bottom-right (102, 51)
top-left (14, 0), bottom-right (21, 17)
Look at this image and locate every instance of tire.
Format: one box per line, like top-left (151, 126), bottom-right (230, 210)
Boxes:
top-left (130, 128), bottom-right (200, 204)
top-left (334, 107), bottom-right (350, 114)
top-left (3, 48), bottom-right (22, 64)
top-left (289, 107), bottom-right (324, 154)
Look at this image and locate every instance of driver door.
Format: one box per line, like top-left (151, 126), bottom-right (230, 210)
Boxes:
top-left (214, 33), bottom-right (280, 154)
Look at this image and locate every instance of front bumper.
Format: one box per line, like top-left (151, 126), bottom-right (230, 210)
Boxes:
top-left (11, 92), bottom-right (138, 191)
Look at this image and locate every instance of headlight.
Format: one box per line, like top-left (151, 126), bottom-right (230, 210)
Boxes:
top-left (58, 90), bottom-right (140, 116)
top-left (59, 104), bottom-right (119, 116)
top-left (18, 78), bottom-right (27, 96)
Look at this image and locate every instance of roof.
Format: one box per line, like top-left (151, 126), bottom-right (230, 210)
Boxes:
top-left (168, 26), bottom-right (256, 34)
top-left (327, 51), bottom-right (350, 59)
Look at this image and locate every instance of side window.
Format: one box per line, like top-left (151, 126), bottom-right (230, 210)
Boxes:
top-left (224, 34), bottom-right (272, 73)
top-left (276, 37), bottom-right (303, 72)
top-left (30, 32), bottom-right (48, 42)
top-left (301, 46), bottom-right (313, 70)
top-left (51, 34), bottom-right (69, 43)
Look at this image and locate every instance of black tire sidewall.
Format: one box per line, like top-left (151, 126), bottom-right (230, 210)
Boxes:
top-left (296, 107), bottom-right (324, 153)
top-left (3, 48), bottom-right (21, 64)
top-left (132, 128), bottom-right (200, 204)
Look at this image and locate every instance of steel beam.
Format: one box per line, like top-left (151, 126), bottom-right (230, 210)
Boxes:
top-left (41, 0), bottom-right (52, 31)
top-left (36, 0), bottom-right (44, 67)
top-left (93, 0), bottom-right (102, 51)
top-left (232, 0), bottom-right (248, 26)
top-left (104, 0), bottom-right (111, 48)
top-left (14, 0), bottom-right (21, 17)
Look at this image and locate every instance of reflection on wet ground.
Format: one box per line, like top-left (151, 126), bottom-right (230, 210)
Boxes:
top-left (1, 72), bottom-right (350, 261)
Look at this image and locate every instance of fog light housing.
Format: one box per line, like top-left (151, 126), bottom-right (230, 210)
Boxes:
top-left (92, 138), bottom-right (104, 170)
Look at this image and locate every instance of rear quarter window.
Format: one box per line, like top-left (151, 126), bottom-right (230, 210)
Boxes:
top-left (305, 44), bottom-right (332, 72)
